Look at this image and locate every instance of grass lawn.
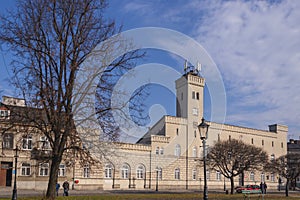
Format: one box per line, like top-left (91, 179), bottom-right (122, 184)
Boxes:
top-left (1, 193), bottom-right (300, 200)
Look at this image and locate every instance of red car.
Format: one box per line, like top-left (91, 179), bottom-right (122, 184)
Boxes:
top-left (235, 185), bottom-right (260, 193)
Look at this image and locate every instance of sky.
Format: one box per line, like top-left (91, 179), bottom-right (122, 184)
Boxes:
top-left (1, 0), bottom-right (300, 140)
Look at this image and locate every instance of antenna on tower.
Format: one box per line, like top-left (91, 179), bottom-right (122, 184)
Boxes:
top-left (196, 62), bottom-right (202, 72)
top-left (184, 60), bottom-right (188, 74)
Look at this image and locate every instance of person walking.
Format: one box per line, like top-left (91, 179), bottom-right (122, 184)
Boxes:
top-left (260, 182), bottom-right (264, 194)
top-left (63, 180), bottom-right (70, 196)
top-left (56, 182), bottom-right (60, 196)
top-left (264, 182), bottom-right (267, 194)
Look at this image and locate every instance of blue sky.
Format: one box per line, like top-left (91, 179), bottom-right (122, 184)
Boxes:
top-left (1, 0), bottom-right (300, 140)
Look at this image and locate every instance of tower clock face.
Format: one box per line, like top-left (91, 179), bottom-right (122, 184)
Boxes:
top-left (192, 108), bottom-right (198, 116)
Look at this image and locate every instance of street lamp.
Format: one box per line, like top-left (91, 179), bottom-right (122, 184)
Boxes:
top-left (198, 118), bottom-right (209, 200)
top-left (155, 167), bottom-right (159, 191)
top-left (12, 147), bottom-right (19, 200)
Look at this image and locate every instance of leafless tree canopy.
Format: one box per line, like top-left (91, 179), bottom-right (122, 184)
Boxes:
top-left (0, 0), bottom-right (144, 198)
top-left (265, 153), bottom-right (300, 196)
top-left (207, 139), bottom-right (268, 194)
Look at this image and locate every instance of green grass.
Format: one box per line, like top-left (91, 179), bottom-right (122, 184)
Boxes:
top-left (1, 193), bottom-right (300, 200)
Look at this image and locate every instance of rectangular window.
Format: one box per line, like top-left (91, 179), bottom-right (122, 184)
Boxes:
top-left (262, 140), bottom-right (264, 146)
top-left (21, 163), bottom-right (31, 176)
top-left (175, 168), bottom-right (180, 180)
top-left (84, 164), bottom-right (90, 178)
top-left (40, 136), bottom-right (50, 149)
top-left (0, 110), bottom-right (9, 118)
top-left (39, 163), bottom-right (49, 176)
top-left (216, 171), bottom-right (221, 181)
top-left (192, 91), bottom-right (195, 99)
top-left (272, 141), bottom-right (274, 147)
top-left (58, 164), bottom-right (65, 177)
top-left (22, 135), bottom-right (32, 150)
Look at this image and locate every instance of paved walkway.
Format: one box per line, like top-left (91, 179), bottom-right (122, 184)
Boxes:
top-left (0, 187), bottom-right (299, 199)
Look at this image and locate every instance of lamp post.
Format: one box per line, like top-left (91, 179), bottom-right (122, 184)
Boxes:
top-left (12, 147), bottom-right (18, 200)
top-left (198, 118), bottom-right (209, 200)
top-left (155, 167), bottom-right (159, 191)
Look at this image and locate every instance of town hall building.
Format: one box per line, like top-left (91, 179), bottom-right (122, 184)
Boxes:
top-left (0, 65), bottom-right (288, 191)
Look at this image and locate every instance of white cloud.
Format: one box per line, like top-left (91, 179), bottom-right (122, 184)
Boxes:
top-left (194, 0), bottom-right (300, 136)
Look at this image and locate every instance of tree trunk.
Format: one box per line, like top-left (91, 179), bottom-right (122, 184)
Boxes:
top-left (230, 177), bottom-right (234, 194)
top-left (46, 155), bottom-right (61, 199)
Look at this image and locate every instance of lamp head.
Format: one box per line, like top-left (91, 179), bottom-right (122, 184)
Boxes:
top-left (198, 118), bottom-right (209, 140)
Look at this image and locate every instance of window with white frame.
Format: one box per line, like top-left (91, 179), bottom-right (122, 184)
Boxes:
top-left (58, 164), bottom-right (65, 177)
top-left (261, 173), bottom-right (265, 182)
top-left (157, 167), bottom-right (162, 180)
top-left (175, 144), bottom-right (181, 157)
top-left (105, 164), bottom-right (113, 178)
top-left (3, 133), bottom-right (13, 149)
top-left (271, 173), bottom-right (275, 182)
top-left (22, 135), bottom-right (32, 150)
top-left (40, 136), bottom-right (50, 149)
top-left (270, 154), bottom-right (275, 161)
top-left (21, 163), bottom-right (31, 176)
top-left (121, 164), bottom-right (129, 179)
top-left (192, 169), bottom-right (197, 180)
top-left (206, 170), bottom-right (210, 180)
top-left (83, 164), bottom-right (90, 178)
top-left (0, 109), bottom-right (9, 118)
top-left (136, 165), bottom-right (145, 179)
top-left (159, 148), bottom-right (164, 155)
top-left (250, 172), bottom-right (255, 181)
top-left (155, 147), bottom-right (159, 155)
top-left (175, 168), bottom-right (180, 180)
top-left (216, 171), bottom-right (221, 181)
top-left (39, 163), bottom-right (49, 176)
top-left (192, 146), bottom-right (197, 157)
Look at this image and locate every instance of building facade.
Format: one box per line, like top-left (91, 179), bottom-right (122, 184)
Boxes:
top-left (0, 69), bottom-right (288, 191)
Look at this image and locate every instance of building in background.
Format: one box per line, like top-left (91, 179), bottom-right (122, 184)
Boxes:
top-left (0, 65), bottom-right (288, 191)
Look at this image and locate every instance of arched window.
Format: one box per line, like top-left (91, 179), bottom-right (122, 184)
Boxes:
top-left (21, 163), bottom-right (31, 176)
top-left (175, 144), bottom-right (181, 157)
top-left (121, 164), bottom-right (130, 179)
top-left (216, 171), bottom-right (221, 181)
top-left (105, 164), bottom-right (113, 178)
top-left (261, 172), bottom-right (265, 182)
top-left (175, 168), bottom-right (180, 180)
top-left (3, 133), bottom-right (13, 149)
top-left (192, 169), bottom-right (197, 180)
top-left (136, 165), bottom-right (145, 179)
top-left (250, 172), bottom-right (255, 181)
top-left (157, 167), bottom-right (162, 180)
top-left (270, 154), bottom-right (275, 161)
top-left (192, 146), bottom-right (197, 157)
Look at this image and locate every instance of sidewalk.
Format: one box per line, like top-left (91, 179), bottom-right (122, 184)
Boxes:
top-left (1, 187), bottom-right (299, 199)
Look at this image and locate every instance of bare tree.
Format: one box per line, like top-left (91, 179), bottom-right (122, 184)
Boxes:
top-left (265, 153), bottom-right (300, 197)
top-left (207, 139), bottom-right (268, 194)
top-left (0, 0), bottom-right (144, 198)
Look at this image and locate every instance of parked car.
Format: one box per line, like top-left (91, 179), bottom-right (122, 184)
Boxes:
top-left (235, 185), bottom-right (260, 193)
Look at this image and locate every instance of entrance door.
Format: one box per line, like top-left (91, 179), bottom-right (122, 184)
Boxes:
top-left (0, 162), bottom-right (13, 186)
